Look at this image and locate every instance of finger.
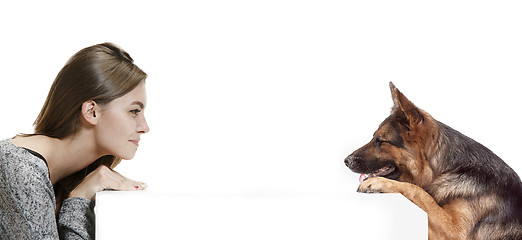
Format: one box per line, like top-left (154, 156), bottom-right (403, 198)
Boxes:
top-left (106, 177), bottom-right (147, 191)
top-left (96, 166), bottom-right (145, 191)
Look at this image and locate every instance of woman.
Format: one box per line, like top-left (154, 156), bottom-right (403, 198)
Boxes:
top-left (0, 43), bottom-right (150, 239)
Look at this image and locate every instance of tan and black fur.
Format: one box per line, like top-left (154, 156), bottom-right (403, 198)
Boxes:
top-left (345, 82), bottom-right (522, 240)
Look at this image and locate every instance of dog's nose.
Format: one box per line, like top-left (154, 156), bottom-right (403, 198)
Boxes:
top-left (344, 154), bottom-right (355, 168)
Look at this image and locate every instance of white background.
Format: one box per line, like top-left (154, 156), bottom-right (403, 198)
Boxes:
top-left (1, 0), bottom-right (521, 201)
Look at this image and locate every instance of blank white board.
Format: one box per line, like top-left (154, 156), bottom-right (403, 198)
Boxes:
top-left (96, 191), bottom-right (427, 239)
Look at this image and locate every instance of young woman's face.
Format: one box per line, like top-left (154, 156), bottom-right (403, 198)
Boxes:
top-left (95, 83), bottom-right (150, 159)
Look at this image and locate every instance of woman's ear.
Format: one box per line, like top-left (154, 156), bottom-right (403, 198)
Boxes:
top-left (81, 100), bottom-right (99, 125)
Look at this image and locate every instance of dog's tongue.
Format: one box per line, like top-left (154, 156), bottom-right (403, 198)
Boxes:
top-left (359, 174), bottom-right (369, 183)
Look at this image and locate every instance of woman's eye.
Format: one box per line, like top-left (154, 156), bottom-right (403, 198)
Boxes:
top-left (130, 109), bottom-right (141, 115)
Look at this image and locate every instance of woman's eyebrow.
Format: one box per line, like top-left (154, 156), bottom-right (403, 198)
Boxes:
top-left (130, 101), bottom-right (145, 109)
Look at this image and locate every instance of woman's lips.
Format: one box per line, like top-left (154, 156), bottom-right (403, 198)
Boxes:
top-left (129, 140), bottom-right (140, 147)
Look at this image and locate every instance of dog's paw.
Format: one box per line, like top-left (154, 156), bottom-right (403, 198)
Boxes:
top-left (357, 177), bottom-right (399, 194)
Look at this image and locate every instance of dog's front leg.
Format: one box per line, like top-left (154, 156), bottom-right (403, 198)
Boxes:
top-left (358, 177), bottom-right (465, 240)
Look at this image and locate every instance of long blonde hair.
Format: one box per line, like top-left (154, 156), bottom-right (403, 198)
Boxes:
top-left (31, 42), bottom-right (147, 207)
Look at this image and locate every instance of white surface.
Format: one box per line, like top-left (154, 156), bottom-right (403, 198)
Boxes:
top-left (96, 191), bottom-right (427, 240)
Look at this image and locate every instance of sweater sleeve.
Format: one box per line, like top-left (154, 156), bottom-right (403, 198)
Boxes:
top-left (58, 197), bottom-right (95, 239)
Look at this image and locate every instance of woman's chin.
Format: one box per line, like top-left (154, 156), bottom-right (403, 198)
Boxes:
top-left (116, 149), bottom-right (137, 160)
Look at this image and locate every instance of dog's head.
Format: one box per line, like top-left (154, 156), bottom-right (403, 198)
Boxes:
top-left (345, 82), bottom-right (438, 186)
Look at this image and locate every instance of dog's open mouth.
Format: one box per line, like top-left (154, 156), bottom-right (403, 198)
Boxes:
top-left (359, 165), bottom-right (396, 183)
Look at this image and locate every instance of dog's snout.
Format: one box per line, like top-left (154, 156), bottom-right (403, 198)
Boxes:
top-left (344, 154), bottom-right (356, 169)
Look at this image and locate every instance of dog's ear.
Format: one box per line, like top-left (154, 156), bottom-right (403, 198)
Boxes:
top-left (389, 82), bottom-right (423, 129)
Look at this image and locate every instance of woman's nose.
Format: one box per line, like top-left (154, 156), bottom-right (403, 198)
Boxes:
top-left (137, 116), bottom-right (150, 134)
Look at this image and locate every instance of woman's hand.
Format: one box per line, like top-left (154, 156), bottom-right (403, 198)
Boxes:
top-left (68, 165), bottom-right (147, 200)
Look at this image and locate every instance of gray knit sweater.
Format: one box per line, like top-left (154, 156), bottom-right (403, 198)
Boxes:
top-left (0, 139), bottom-right (94, 239)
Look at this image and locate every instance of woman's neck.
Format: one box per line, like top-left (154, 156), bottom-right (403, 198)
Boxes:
top-left (11, 132), bottom-right (102, 185)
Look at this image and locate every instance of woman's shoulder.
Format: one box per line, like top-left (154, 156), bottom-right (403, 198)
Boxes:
top-left (0, 138), bottom-right (51, 184)
top-left (0, 138), bottom-right (27, 159)
top-left (0, 138), bottom-right (19, 157)
top-left (0, 138), bottom-right (58, 239)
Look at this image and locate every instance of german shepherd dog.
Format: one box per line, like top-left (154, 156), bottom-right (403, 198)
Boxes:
top-left (344, 82), bottom-right (522, 239)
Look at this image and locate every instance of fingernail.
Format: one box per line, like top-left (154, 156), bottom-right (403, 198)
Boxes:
top-left (134, 183), bottom-right (147, 190)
